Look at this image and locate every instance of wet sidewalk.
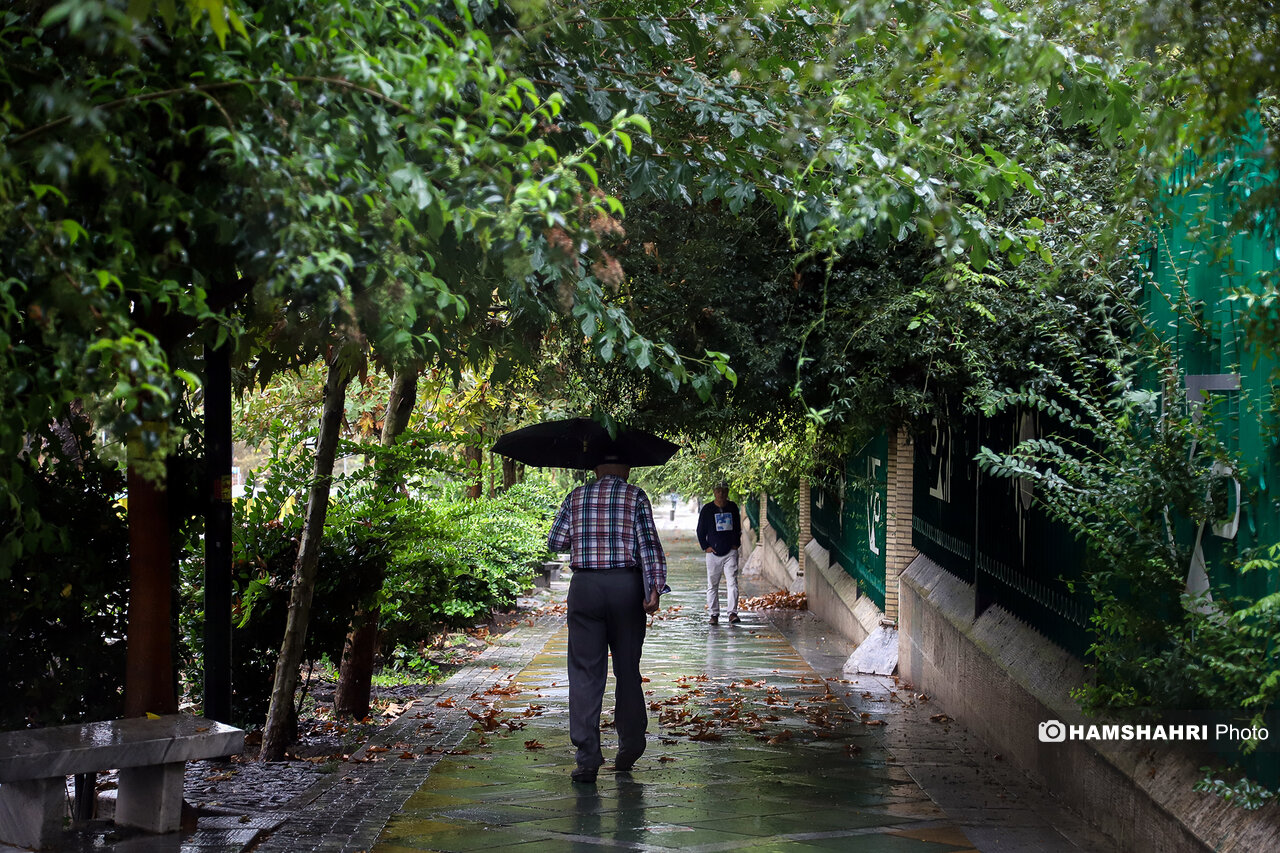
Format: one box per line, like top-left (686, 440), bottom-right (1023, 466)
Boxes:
top-left (18, 526), bottom-right (1118, 853)
top-left (364, 530), bottom-right (1116, 853)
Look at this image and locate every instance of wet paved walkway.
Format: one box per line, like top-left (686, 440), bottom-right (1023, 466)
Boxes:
top-left (17, 517), bottom-right (1118, 853)
top-left (368, 529), bottom-right (1117, 853)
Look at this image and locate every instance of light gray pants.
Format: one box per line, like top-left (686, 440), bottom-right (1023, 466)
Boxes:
top-left (566, 568), bottom-right (648, 769)
top-left (705, 549), bottom-right (739, 616)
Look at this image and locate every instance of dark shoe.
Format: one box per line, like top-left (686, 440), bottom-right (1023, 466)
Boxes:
top-left (614, 751), bottom-right (642, 772)
top-left (728, 612), bottom-right (741, 623)
top-left (709, 614), bottom-right (719, 624)
top-left (570, 765), bottom-right (598, 784)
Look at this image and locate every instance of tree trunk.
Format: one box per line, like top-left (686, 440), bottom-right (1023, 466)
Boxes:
top-left (464, 444), bottom-right (483, 499)
top-left (124, 449), bottom-right (178, 718)
top-left (501, 455), bottom-right (517, 491)
top-left (334, 365), bottom-right (419, 719)
top-left (259, 357), bottom-right (350, 761)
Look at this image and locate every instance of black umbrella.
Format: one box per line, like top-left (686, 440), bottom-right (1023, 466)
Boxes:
top-left (491, 417), bottom-right (679, 469)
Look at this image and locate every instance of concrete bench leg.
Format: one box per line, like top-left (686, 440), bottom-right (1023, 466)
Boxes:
top-left (116, 761), bottom-right (185, 833)
top-left (0, 777), bottom-right (64, 849)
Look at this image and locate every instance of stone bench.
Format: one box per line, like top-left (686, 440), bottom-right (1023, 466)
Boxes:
top-left (533, 560), bottom-right (563, 588)
top-left (0, 713), bottom-right (244, 849)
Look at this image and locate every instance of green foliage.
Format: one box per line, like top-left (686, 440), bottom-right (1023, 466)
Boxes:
top-left (180, 428), bottom-right (378, 725)
top-left (1195, 766), bottom-right (1277, 811)
top-left (0, 0), bottom-right (647, 577)
top-left (380, 480), bottom-right (561, 639)
top-left (178, 415), bottom-right (560, 724)
top-left (1, 426), bottom-right (129, 730)
top-left (380, 644), bottom-right (440, 683)
top-left (978, 352), bottom-right (1218, 711)
top-left (977, 317), bottom-right (1280, 789)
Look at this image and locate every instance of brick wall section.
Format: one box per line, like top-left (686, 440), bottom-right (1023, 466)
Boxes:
top-left (883, 428), bottom-right (917, 624)
top-left (797, 477), bottom-right (811, 577)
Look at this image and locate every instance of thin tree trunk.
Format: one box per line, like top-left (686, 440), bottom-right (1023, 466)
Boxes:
top-left (501, 455), bottom-right (517, 491)
top-left (260, 357), bottom-right (350, 761)
top-left (334, 364), bottom-right (419, 719)
top-left (464, 444), bottom-right (483, 499)
top-left (487, 447), bottom-right (496, 497)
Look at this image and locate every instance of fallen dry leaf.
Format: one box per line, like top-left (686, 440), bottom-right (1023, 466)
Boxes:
top-left (738, 590), bottom-right (807, 611)
top-left (486, 684), bottom-right (521, 696)
top-left (524, 740), bottom-right (545, 750)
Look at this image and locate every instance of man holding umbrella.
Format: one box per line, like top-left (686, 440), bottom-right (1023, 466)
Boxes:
top-left (493, 418), bottom-right (675, 784)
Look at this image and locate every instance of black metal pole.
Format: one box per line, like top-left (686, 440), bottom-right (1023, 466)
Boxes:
top-left (203, 343), bottom-right (233, 723)
top-left (973, 412), bottom-right (993, 619)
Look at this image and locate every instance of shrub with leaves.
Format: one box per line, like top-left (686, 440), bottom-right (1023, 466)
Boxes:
top-left (978, 331), bottom-right (1280, 790)
top-left (380, 481), bottom-right (561, 642)
top-left (2, 432), bottom-right (128, 730)
top-left (181, 426), bottom-right (381, 726)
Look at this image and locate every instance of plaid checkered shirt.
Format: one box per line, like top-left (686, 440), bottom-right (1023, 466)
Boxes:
top-left (547, 474), bottom-right (667, 596)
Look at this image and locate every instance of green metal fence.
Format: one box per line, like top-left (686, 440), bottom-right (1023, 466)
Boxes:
top-left (911, 405), bottom-right (1092, 656)
top-left (1145, 131), bottom-right (1280, 608)
top-left (743, 493), bottom-right (760, 531)
top-left (809, 432), bottom-right (889, 611)
top-left (765, 494), bottom-right (798, 558)
top-left (1146, 128), bottom-right (1280, 787)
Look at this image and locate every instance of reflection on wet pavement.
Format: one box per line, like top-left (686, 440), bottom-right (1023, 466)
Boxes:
top-left (374, 531), bottom-right (983, 853)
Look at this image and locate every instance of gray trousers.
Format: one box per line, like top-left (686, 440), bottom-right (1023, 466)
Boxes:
top-left (705, 549), bottom-right (739, 616)
top-left (566, 568), bottom-right (648, 769)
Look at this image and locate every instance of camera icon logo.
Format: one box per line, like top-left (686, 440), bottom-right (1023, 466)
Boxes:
top-left (1038, 720), bottom-right (1067, 743)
